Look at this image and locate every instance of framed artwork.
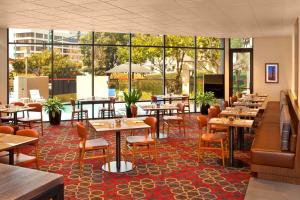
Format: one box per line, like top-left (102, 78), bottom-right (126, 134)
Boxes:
top-left (265, 63), bottom-right (279, 83)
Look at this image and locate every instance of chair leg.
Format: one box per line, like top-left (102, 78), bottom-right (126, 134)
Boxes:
top-left (35, 146), bottom-right (39, 170)
top-left (220, 140), bottom-right (225, 167)
top-left (154, 143), bottom-right (158, 163)
top-left (106, 147), bottom-right (111, 172)
top-left (41, 121), bottom-right (44, 136)
top-left (132, 145), bottom-right (136, 167)
top-left (71, 112), bottom-right (74, 126)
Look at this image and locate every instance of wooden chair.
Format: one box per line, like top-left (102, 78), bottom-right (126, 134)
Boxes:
top-left (0, 126), bottom-right (15, 157)
top-left (229, 96), bottom-right (238, 107)
top-left (12, 102), bottom-right (25, 118)
top-left (182, 95), bottom-right (191, 116)
top-left (0, 102), bottom-right (14, 123)
top-left (18, 103), bottom-right (44, 135)
top-left (98, 97), bottom-right (116, 118)
top-left (162, 103), bottom-right (186, 136)
top-left (71, 99), bottom-right (88, 126)
top-left (124, 117), bottom-right (157, 167)
top-left (208, 106), bottom-right (229, 133)
top-left (196, 115), bottom-right (227, 167)
top-left (0, 129), bottom-right (40, 169)
top-left (130, 104), bottom-right (138, 118)
top-left (77, 122), bottom-right (110, 172)
top-left (149, 96), bottom-right (158, 115)
top-left (0, 126), bottom-right (14, 134)
top-left (224, 101), bottom-right (229, 110)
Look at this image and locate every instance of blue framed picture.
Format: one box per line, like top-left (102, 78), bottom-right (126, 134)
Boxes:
top-left (265, 63), bottom-right (279, 83)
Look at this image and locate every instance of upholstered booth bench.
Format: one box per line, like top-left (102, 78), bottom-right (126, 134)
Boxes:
top-left (251, 90), bottom-right (300, 184)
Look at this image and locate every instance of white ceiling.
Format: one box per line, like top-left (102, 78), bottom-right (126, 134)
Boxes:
top-left (0, 0), bottom-right (299, 37)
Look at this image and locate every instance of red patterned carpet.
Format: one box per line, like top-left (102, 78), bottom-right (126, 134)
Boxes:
top-left (21, 114), bottom-right (252, 200)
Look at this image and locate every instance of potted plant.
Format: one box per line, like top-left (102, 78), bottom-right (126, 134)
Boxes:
top-left (123, 89), bottom-right (142, 118)
top-left (43, 97), bottom-right (64, 125)
top-left (196, 91), bottom-right (217, 115)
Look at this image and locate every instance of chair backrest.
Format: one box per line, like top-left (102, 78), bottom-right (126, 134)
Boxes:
top-left (182, 95), bottom-right (189, 103)
top-left (130, 104), bottom-right (138, 117)
top-left (177, 102), bottom-right (185, 114)
top-left (144, 116), bottom-right (157, 139)
top-left (70, 99), bottom-right (76, 111)
top-left (208, 106), bottom-right (219, 119)
top-left (16, 129), bottom-right (39, 146)
top-left (16, 129), bottom-right (39, 138)
top-left (211, 105), bottom-right (221, 114)
top-left (30, 90), bottom-right (41, 101)
top-left (28, 103), bottom-right (43, 112)
top-left (229, 96), bottom-right (238, 106)
top-left (12, 102), bottom-right (25, 106)
top-left (196, 115), bottom-right (208, 131)
top-left (151, 96), bottom-right (158, 103)
top-left (0, 126), bottom-right (14, 134)
top-left (224, 101), bottom-right (229, 109)
top-left (77, 122), bottom-right (88, 141)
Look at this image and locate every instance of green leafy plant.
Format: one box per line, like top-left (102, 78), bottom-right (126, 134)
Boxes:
top-left (196, 91), bottom-right (217, 105)
top-left (123, 89), bottom-right (142, 108)
top-left (43, 97), bottom-right (64, 118)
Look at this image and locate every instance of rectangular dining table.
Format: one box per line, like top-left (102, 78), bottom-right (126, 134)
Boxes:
top-left (0, 133), bottom-right (38, 165)
top-left (0, 106), bottom-right (34, 125)
top-left (77, 97), bottom-right (111, 119)
top-left (219, 108), bottom-right (259, 118)
top-left (155, 94), bottom-right (186, 104)
top-left (89, 118), bottom-right (150, 173)
top-left (208, 118), bottom-right (253, 168)
top-left (141, 104), bottom-right (179, 139)
top-left (0, 163), bottom-right (64, 200)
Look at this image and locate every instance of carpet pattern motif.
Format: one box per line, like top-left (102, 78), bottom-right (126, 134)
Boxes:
top-left (21, 114), bottom-right (252, 200)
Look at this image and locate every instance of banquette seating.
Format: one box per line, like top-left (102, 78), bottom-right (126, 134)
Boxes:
top-left (251, 90), bottom-right (300, 184)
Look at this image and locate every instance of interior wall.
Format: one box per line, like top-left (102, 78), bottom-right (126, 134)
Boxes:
top-left (253, 36), bottom-right (292, 101)
top-left (0, 29), bottom-right (7, 105)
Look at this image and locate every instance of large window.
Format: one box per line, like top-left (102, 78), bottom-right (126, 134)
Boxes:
top-left (229, 38), bottom-right (253, 96)
top-left (8, 28), bottom-right (225, 118)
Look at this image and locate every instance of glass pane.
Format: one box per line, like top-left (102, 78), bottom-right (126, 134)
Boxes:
top-left (94, 46), bottom-right (129, 100)
top-left (94, 32), bottom-right (129, 45)
top-left (53, 30), bottom-right (92, 44)
top-left (52, 45), bottom-right (92, 103)
top-left (230, 38), bottom-right (252, 48)
top-left (165, 35), bottom-right (194, 47)
top-left (9, 44), bottom-right (51, 102)
top-left (132, 33), bottom-right (163, 46)
top-left (165, 48), bottom-right (194, 94)
top-left (196, 49), bottom-right (224, 111)
top-left (131, 47), bottom-right (163, 100)
top-left (9, 28), bottom-right (51, 44)
top-left (232, 52), bottom-right (251, 95)
top-left (197, 37), bottom-right (224, 48)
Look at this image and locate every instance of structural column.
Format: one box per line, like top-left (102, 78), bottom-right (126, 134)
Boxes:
top-left (0, 28), bottom-right (8, 104)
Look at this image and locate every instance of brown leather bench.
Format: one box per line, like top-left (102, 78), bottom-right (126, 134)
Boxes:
top-left (251, 90), bottom-right (300, 184)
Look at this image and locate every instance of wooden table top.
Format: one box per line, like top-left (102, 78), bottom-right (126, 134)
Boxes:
top-left (90, 118), bottom-right (150, 132)
top-left (220, 108), bottom-right (259, 117)
top-left (141, 104), bottom-right (178, 111)
top-left (208, 118), bottom-right (254, 128)
top-left (0, 163), bottom-right (63, 200)
top-left (0, 106), bottom-right (35, 113)
top-left (0, 133), bottom-right (38, 151)
top-left (155, 94), bottom-right (186, 100)
top-left (77, 97), bottom-right (111, 103)
top-left (239, 97), bottom-right (267, 102)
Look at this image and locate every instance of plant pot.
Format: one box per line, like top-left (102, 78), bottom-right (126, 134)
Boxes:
top-left (200, 104), bottom-right (210, 115)
top-left (126, 106), bottom-right (132, 118)
top-left (49, 111), bottom-right (61, 125)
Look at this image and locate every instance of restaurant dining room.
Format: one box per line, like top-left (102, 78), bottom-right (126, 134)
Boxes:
top-left (1, 0), bottom-right (300, 199)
